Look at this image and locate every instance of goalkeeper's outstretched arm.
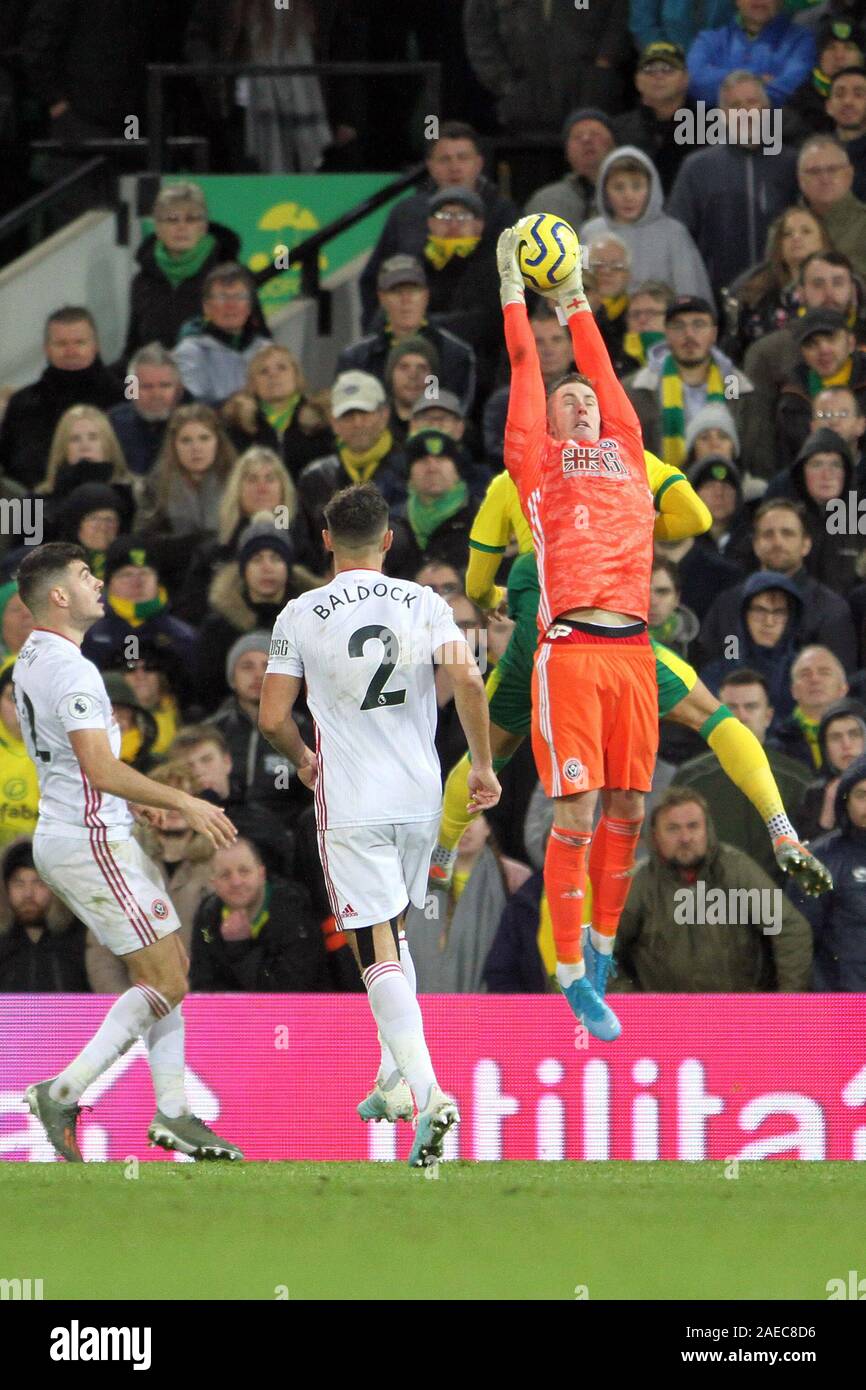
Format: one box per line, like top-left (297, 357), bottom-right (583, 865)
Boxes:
top-left (497, 226), bottom-right (547, 487)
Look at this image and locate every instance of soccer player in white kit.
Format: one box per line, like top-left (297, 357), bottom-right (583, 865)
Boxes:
top-left (14, 543), bottom-right (243, 1162)
top-left (259, 485), bottom-right (501, 1168)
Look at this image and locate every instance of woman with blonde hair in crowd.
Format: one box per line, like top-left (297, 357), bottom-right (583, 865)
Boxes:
top-left (136, 402), bottom-right (237, 540)
top-left (175, 444), bottom-right (306, 624)
top-left (38, 405), bottom-right (138, 530)
top-left (221, 342), bottom-right (332, 478)
top-left (84, 760), bottom-right (217, 993)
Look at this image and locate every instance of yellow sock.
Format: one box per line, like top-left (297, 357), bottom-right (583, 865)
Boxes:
top-left (439, 753), bottom-right (473, 852)
top-left (703, 706), bottom-right (796, 838)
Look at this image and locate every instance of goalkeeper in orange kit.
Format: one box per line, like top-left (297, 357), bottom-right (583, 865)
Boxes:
top-left (496, 222), bottom-right (662, 1040)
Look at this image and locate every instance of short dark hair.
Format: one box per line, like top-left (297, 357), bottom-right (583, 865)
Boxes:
top-left (829, 65), bottom-right (866, 88)
top-left (529, 297), bottom-right (563, 323)
top-left (652, 555), bottom-right (680, 591)
top-left (718, 668), bottom-right (770, 699)
top-left (650, 785), bottom-right (709, 833)
top-left (431, 121), bottom-right (481, 151)
top-left (632, 279), bottom-right (676, 307)
top-left (44, 306), bottom-right (96, 342)
top-left (324, 484), bottom-right (389, 548)
top-left (752, 497), bottom-right (808, 534)
top-left (546, 370), bottom-right (595, 401)
top-left (202, 262), bottom-right (254, 298)
top-left (799, 249), bottom-right (854, 283)
top-left (16, 542), bottom-right (87, 614)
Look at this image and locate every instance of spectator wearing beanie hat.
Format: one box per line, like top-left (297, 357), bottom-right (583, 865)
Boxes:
top-left (0, 838), bottom-right (89, 993)
top-left (210, 631), bottom-right (315, 816)
top-left (0, 659), bottom-right (39, 846)
top-left (81, 537), bottom-right (197, 706)
top-left (391, 428), bottom-right (489, 575)
top-left (102, 670), bottom-right (159, 773)
top-left (383, 335), bottom-right (441, 445)
top-left (525, 109), bottom-right (616, 227)
top-left (762, 426), bottom-right (866, 592)
top-left (192, 514), bottom-right (314, 713)
top-left (798, 696), bottom-right (866, 840)
top-left (688, 454), bottom-right (745, 554)
top-left (54, 481), bottom-right (125, 580)
top-left (337, 254), bottom-right (477, 415)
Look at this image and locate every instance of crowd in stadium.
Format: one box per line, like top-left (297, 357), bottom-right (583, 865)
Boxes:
top-left (0, 0), bottom-right (864, 1000)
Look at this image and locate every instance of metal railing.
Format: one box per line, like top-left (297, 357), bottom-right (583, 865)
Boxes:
top-left (32, 136), bottom-right (210, 173)
top-left (145, 61), bottom-right (442, 174)
top-left (0, 157), bottom-right (122, 258)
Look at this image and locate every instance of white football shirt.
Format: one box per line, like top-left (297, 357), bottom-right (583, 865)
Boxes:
top-left (13, 628), bottom-right (133, 839)
top-left (266, 570), bottom-right (467, 828)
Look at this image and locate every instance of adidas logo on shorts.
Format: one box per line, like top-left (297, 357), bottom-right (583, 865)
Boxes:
top-left (342, 904), bottom-right (358, 918)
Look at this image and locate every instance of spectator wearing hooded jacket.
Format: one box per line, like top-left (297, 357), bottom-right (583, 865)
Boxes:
top-left (81, 536), bottom-right (197, 700)
top-left (775, 307), bottom-right (866, 466)
top-left (789, 753), bottom-right (866, 989)
top-left (629, 0), bottom-right (735, 52)
top-left (798, 696), bottom-right (866, 837)
top-left (673, 667), bottom-right (813, 882)
top-left (771, 643), bottom-right (852, 769)
top-left (763, 426), bottom-right (866, 590)
top-left (610, 785), bottom-right (813, 992)
top-left (700, 570), bottom-right (806, 724)
top-left (688, 454), bottom-right (750, 564)
top-left (668, 73), bottom-right (800, 297)
top-left (123, 183), bottom-right (270, 360)
top-left (0, 307), bottom-right (123, 491)
top-left (173, 264), bottom-right (272, 405)
top-left (382, 336), bottom-right (441, 447)
top-left (192, 515), bottom-right (313, 714)
top-left (0, 839), bottom-right (88, 993)
top-left (580, 147), bottom-right (713, 301)
top-left (687, 0), bottom-right (816, 108)
top-left (696, 498), bottom-right (859, 672)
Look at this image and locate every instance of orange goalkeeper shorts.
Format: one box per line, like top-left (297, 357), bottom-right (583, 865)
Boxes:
top-left (531, 627), bottom-right (658, 797)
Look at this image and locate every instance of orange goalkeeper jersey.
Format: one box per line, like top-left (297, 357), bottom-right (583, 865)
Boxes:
top-left (503, 301), bottom-right (655, 629)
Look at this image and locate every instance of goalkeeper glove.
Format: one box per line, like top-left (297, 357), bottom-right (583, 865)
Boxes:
top-left (496, 225), bottom-right (525, 309)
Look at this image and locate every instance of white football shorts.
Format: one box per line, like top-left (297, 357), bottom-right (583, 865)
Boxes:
top-left (33, 832), bottom-right (180, 957)
top-left (318, 816), bottom-right (439, 930)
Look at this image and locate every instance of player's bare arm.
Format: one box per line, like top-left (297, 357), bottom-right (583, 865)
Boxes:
top-left (435, 640), bottom-right (501, 811)
top-left (68, 728), bottom-right (237, 849)
top-left (258, 672), bottom-right (318, 789)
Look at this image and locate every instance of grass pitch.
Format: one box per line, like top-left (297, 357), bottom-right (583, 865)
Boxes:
top-left (1, 1161), bottom-right (863, 1301)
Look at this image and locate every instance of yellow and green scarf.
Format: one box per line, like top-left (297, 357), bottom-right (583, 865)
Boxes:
top-left (424, 235), bottom-right (481, 271)
top-left (108, 585), bottom-right (170, 628)
top-left (338, 429), bottom-right (393, 485)
top-left (661, 355), bottom-right (726, 468)
top-left (793, 706), bottom-right (822, 769)
top-left (262, 394), bottom-right (300, 439)
top-left (807, 358), bottom-right (853, 397)
top-left (623, 328), bottom-right (665, 367)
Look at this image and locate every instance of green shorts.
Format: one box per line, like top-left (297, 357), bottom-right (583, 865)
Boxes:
top-left (652, 638), bottom-right (698, 719)
top-left (486, 638), bottom-right (534, 738)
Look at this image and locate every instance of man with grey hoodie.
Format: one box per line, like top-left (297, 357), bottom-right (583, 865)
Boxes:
top-left (580, 144), bottom-right (713, 300)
